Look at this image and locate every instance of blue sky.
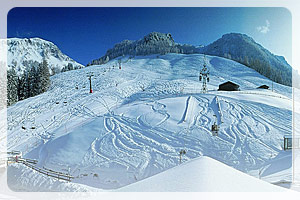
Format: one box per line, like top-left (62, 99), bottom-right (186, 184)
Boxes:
top-left (7, 7), bottom-right (292, 65)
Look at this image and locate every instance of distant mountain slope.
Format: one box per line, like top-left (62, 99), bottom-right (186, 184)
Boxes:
top-left (199, 33), bottom-right (292, 86)
top-left (89, 32), bottom-right (198, 65)
top-left (7, 38), bottom-right (84, 76)
top-left (89, 32), bottom-right (292, 87)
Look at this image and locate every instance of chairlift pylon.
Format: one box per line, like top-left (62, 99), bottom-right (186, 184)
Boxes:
top-left (211, 115), bottom-right (219, 136)
top-left (199, 55), bottom-right (209, 93)
top-left (180, 149), bottom-right (186, 155)
top-left (179, 149), bottom-right (186, 164)
top-left (211, 122), bottom-right (219, 136)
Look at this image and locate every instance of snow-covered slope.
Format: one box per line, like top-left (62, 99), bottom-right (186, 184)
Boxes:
top-left (118, 156), bottom-right (288, 192)
top-left (5, 53), bottom-right (295, 191)
top-left (200, 33), bottom-right (292, 86)
top-left (7, 38), bottom-right (84, 76)
top-left (90, 32), bottom-right (292, 88)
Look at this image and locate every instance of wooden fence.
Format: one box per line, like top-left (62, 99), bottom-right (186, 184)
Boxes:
top-left (18, 160), bottom-right (74, 182)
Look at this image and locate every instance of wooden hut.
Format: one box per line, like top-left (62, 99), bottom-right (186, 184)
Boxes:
top-left (257, 85), bottom-right (269, 89)
top-left (218, 81), bottom-right (240, 91)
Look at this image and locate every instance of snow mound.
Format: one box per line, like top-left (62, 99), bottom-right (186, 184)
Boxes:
top-left (118, 156), bottom-right (288, 192)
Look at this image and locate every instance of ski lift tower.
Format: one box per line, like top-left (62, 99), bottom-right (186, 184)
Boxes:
top-left (118, 59), bottom-right (122, 69)
top-left (87, 73), bottom-right (94, 93)
top-left (179, 149), bottom-right (186, 164)
top-left (199, 55), bottom-right (210, 93)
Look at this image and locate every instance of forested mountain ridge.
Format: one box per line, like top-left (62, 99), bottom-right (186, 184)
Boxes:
top-left (89, 32), bottom-right (199, 65)
top-left (90, 32), bottom-right (292, 87)
top-left (199, 33), bottom-right (292, 86)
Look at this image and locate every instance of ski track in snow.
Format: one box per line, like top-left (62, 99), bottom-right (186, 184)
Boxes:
top-left (6, 54), bottom-right (294, 191)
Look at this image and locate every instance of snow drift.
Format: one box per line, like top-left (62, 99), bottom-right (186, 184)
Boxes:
top-left (118, 156), bottom-right (288, 192)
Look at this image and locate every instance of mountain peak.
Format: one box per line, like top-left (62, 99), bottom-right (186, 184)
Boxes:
top-left (89, 31), bottom-right (291, 86)
top-left (7, 37), bottom-right (84, 76)
top-left (90, 32), bottom-right (197, 65)
top-left (142, 32), bottom-right (174, 45)
top-left (220, 33), bottom-right (256, 43)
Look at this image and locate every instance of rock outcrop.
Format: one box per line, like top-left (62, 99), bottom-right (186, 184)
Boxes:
top-left (89, 32), bottom-right (199, 65)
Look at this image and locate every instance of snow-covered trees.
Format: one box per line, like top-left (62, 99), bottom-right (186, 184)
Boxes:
top-left (7, 68), bottom-right (18, 106)
top-left (28, 65), bottom-right (38, 97)
top-left (242, 58), bottom-right (289, 86)
top-left (18, 70), bottom-right (29, 100)
top-left (61, 63), bottom-right (80, 72)
top-left (7, 60), bottom-right (51, 106)
top-left (38, 60), bottom-right (51, 93)
top-left (7, 59), bottom-right (82, 106)
top-left (200, 33), bottom-right (292, 86)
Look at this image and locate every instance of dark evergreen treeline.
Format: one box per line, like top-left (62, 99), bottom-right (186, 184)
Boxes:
top-left (7, 60), bottom-right (51, 106)
top-left (61, 63), bottom-right (75, 72)
top-left (201, 33), bottom-right (292, 87)
top-left (222, 53), bottom-right (292, 86)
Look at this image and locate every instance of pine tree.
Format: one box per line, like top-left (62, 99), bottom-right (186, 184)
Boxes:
top-left (18, 69), bottom-right (30, 100)
top-left (67, 63), bottom-right (73, 71)
top-left (38, 60), bottom-right (51, 93)
top-left (28, 66), bottom-right (38, 97)
top-left (7, 68), bottom-right (18, 106)
top-left (17, 76), bottom-right (24, 100)
top-left (11, 60), bottom-right (51, 104)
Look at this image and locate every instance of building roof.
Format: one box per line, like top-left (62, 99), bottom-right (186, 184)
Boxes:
top-left (258, 85), bottom-right (269, 89)
top-left (219, 81), bottom-right (239, 87)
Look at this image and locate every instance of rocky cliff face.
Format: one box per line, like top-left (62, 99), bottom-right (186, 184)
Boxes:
top-left (7, 38), bottom-right (84, 76)
top-left (89, 32), bottom-right (199, 65)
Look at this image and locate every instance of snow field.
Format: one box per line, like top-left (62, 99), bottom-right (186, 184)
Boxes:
top-left (6, 53), bottom-right (294, 191)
